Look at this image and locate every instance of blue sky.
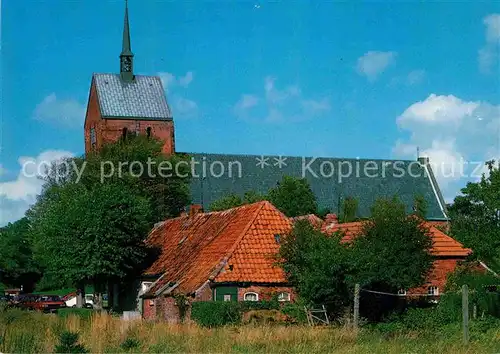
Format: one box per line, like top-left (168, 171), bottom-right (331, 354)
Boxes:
top-left (1, 1), bottom-right (499, 225)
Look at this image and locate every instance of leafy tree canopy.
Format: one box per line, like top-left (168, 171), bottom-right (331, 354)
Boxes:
top-left (350, 197), bottom-right (434, 291)
top-left (0, 218), bottom-right (40, 288)
top-left (268, 176), bottom-right (317, 217)
top-left (339, 197), bottom-right (359, 223)
top-left (448, 160), bottom-right (500, 272)
top-left (28, 136), bottom-right (191, 297)
top-left (278, 220), bottom-right (351, 313)
top-left (209, 191), bottom-right (267, 211)
top-left (279, 196), bottom-right (434, 317)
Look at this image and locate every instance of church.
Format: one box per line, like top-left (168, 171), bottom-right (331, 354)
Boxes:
top-left (83, 2), bottom-right (448, 221)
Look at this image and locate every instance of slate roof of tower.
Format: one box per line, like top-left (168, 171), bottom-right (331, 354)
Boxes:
top-left (186, 153), bottom-right (448, 220)
top-left (93, 73), bottom-right (172, 120)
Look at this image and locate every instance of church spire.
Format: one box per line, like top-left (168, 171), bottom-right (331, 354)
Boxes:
top-left (120, 0), bottom-right (134, 82)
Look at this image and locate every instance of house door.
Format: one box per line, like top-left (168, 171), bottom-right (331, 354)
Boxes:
top-left (214, 286), bottom-right (238, 301)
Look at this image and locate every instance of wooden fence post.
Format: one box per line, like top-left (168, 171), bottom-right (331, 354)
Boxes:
top-left (353, 283), bottom-right (360, 330)
top-left (462, 284), bottom-right (469, 345)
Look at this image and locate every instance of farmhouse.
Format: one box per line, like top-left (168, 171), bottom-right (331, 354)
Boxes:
top-left (139, 201), bottom-right (471, 322)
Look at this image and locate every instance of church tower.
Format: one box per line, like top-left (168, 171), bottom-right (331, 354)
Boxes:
top-left (84, 0), bottom-right (175, 155)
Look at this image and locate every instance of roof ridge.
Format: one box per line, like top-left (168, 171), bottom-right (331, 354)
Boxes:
top-left (209, 202), bottom-right (266, 281)
top-left (181, 151), bottom-right (419, 163)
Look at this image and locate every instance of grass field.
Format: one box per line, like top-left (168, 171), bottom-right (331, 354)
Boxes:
top-left (0, 309), bottom-right (499, 353)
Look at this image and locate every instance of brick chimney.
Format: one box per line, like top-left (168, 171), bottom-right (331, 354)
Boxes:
top-left (189, 204), bottom-right (204, 217)
top-left (418, 156), bottom-right (430, 165)
top-left (324, 213), bottom-right (338, 225)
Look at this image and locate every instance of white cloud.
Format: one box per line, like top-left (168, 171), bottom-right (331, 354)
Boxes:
top-left (397, 94), bottom-right (479, 125)
top-left (234, 76), bottom-right (330, 123)
top-left (484, 14), bottom-right (500, 42)
top-left (158, 71), bottom-right (194, 90)
top-left (356, 51), bottom-right (397, 81)
top-left (390, 70), bottom-right (426, 87)
top-left (171, 96), bottom-right (198, 117)
top-left (406, 70), bottom-right (426, 85)
top-left (157, 71), bottom-right (198, 118)
top-left (393, 94), bottom-right (500, 201)
top-left (478, 14), bottom-right (500, 73)
top-left (158, 72), bottom-right (176, 91)
top-left (178, 71), bottom-right (194, 87)
top-left (0, 150), bottom-right (74, 226)
top-left (301, 98), bottom-right (331, 115)
top-left (234, 94), bottom-right (259, 115)
top-left (32, 93), bottom-right (86, 127)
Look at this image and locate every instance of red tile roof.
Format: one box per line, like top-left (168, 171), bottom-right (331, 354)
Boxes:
top-left (322, 221), bottom-right (471, 257)
top-left (290, 214), bottom-right (323, 228)
top-left (143, 201), bottom-right (291, 297)
top-left (144, 203), bottom-right (470, 297)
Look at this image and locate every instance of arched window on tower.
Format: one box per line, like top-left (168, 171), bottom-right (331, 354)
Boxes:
top-left (90, 127), bottom-right (96, 150)
top-left (146, 127), bottom-right (152, 138)
top-left (122, 127), bottom-right (128, 141)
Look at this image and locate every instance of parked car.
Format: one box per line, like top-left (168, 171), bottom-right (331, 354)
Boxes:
top-left (19, 294), bottom-right (66, 313)
top-left (64, 293), bottom-right (94, 308)
top-left (0, 294), bottom-right (14, 307)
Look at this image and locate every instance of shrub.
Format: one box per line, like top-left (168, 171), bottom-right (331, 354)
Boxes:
top-left (120, 338), bottom-right (141, 351)
top-left (191, 302), bottom-right (241, 327)
top-left (54, 331), bottom-right (88, 353)
top-left (281, 303), bottom-right (308, 324)
top-left (57, 308), bottom-right (93, 319)
top-left (239, 299), bottom-right (280, 312)
top-left (241, 310), bottom-right (289, 325)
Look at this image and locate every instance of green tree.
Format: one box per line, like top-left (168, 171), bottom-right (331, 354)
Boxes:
top-left (28, 136), bottom-right (191, 305)
top-left (243, 191), bottom-right (266, 204)
top-left (339, 197), bottom-right (358, 223)
top-left (30, 183), bottom-right (152, 308)
top-left (209, 191), bottom-right (266, 212)
top-left (80, 136), bottom-right (191, 222)
top-left (209, 194), bottom-right (243, 211)
top-left (278, 220), bottom-right (351, 313)
top-left (413, 194), bottom-right (428, 219)
top-left (268, 176), bottom-right (317, 217)
top-left (350, 197), bottom-right (433, 291)
top-left (448, 160), bottom-right (500, 272)
top-left (0, 218), bottom-right (40, 290)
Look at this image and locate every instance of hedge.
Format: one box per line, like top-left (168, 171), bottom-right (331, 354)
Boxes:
top-left (190, 301), bottom-right (306, 327)
top-left (191, 302), bottom-right (241, 327)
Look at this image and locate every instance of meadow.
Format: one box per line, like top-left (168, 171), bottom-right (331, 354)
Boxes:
top-left (1, 308), bottom-right (499, 353)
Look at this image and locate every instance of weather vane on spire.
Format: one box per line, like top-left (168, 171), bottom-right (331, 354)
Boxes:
top-left (120, 0), bottom-right (134, 82)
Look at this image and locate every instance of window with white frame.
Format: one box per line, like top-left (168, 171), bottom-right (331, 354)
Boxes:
top-left (427, 286), bottom-right (439, 296)
top-left (243, 292), bottom-right (259, 301)
top-left (397, 289), bottom-right (407, 296)
top-left (277, 292), bottom-right (291, 302)
top-left (223, 294), bottom-right (231, 302)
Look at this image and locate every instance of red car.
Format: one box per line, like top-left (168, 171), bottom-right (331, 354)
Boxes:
top-left (19, 294), bottom-right (67, 313)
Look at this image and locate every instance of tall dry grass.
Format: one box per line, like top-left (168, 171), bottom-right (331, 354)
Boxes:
top-left (0, 310), bottom-right (499, 353)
